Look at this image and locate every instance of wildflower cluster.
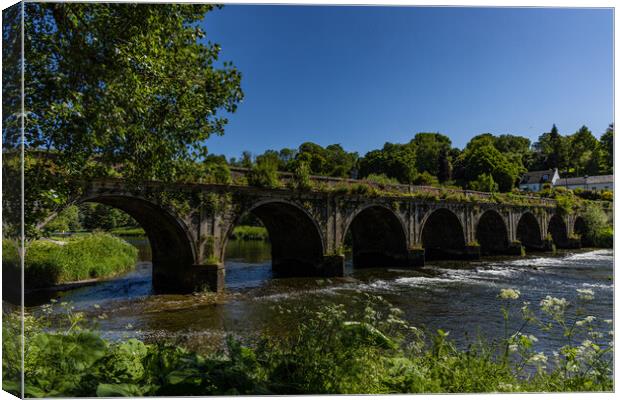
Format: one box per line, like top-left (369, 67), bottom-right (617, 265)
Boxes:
top-left (498, 287), bottom-right (612, 389)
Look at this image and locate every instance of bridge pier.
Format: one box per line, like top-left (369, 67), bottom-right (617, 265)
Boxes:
top-left (425, 246), bottom-right (481, 261)
top-left (505, 242), bottom-right (524, 256)
top-left (191, 263), bottom-right (225, 293)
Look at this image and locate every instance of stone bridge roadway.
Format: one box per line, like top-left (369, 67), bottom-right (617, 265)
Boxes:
top-left (81, 178), bottom-right (588, 293)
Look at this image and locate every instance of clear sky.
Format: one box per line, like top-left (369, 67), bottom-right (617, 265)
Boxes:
top-left (201, 5), bottom-right (613, 159)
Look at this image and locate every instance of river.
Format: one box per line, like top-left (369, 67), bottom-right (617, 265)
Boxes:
top-left (28, 237), bottom-right (613, 356)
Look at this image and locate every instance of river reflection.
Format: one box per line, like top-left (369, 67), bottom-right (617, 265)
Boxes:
top-left (29, 237), bottom-right (613, 356)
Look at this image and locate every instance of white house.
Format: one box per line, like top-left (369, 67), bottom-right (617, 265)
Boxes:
top-left (519, 169), bottom-right (560, 192)
top-left (554, 175), bottom-right (614, 192)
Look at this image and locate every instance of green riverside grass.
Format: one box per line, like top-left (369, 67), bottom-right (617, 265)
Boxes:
top-left (229, 225), bottom-right (269, 241)
top-left (2, 232), bottom-right (138, 289)
top-left (108, 227), bottom-right (146, 237)
top-left (1, 290), bottom-right (612, 396)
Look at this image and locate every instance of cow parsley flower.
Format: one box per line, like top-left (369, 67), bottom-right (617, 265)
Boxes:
top-left (499, 288), bottom-right (521, 300)
top-left (540, 296), bottom-right (568, 319)
top-left (576, 288), bottom-right (595, 301)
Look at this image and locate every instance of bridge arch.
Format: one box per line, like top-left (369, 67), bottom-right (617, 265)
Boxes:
top-left (516, 212), bottom-right (543, 250)
top-left (79, 194), bottom-right (197, 293)
top-left (420, 208), bottom-right (466, 260)
top-left (343, 204), bottom-right (409, 268)
top-left (573, 216), bottom-right (590, 246)
top-left (476, 210), bottom-right (509, 255)
top-left (224, 199), bottom-right (326, 277)
top-left (548, 214), bottom-right (569, 248)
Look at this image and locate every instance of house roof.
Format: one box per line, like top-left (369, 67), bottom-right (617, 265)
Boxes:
top-left (520, 169), bottom-right (556, 185)
top-left (555, 175), bottom-right (614, 186)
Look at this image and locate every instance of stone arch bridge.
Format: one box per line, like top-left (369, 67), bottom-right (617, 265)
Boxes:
top-left (81, 178), bottom-right (587, 293)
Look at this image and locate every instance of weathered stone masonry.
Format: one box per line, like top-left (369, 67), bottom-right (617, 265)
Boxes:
top-left (82, 179), bottom-right (585, 293)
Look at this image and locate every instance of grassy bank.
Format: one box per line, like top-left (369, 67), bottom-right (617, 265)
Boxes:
top-left (230, 225), bottom-right (269, 241)
top-left (108, 227), bottom-right (146, 237)
top-left (3, 232), bottom-right (138, 289)
top-left (2, 290), bottom-right (612, 396)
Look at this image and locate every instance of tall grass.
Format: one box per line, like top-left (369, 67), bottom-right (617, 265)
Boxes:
top-left (3, 232), bottom-right (138, 288)
top-left (230, 225), bottom-right (269, 241)
top-left (108, 227), bottom-right (146, 237)
top-left (2, 290), bottom-right (612, 397)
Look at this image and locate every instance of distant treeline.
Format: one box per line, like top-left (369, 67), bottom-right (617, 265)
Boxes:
top-left (210, 124), bottom-right (612, 193)
top-left (44, 204), bottom-right (140, 234)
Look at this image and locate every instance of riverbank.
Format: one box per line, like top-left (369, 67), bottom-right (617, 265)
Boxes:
top-left (230, 225), bottom-right (269, 241)
top-left (2, 288), bottom-right (612, 396)
top-left (2, 232), bottom-right (138, 290)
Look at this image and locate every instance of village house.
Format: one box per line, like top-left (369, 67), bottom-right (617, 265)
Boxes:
top-left (519, 168), bottom-right (614, 192)
top-left (519, 169), bottom-right (560, 192)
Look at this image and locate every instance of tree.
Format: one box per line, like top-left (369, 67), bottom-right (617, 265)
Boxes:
top-left (533, 124), bottom-right (570, 172)
top-left (79, 204), bottom-right (138, 231)
top-left (44, 205), bottom-right (81, 234)
top-left (324, 144), bottom-right (358, 178)
top-left (437, 147), bottom-right (452, 182)
top-left (247, 154), bottom-right (280, 188)
top-left (359, 142), bottom-right (418, 184)
top-left (293, 142), bottom-right (357, 178)
top-left (453, 141), bottom-right (520, 192)
top-left (410, 133), bottom-right (452, 177)
top-left (568, 125), bottom-right (600, 176)
top-left (6, 3), bottom-right (244, 237)
top-left (599, 124), bottom-right (613, 174)
top-left (468, 173), bottom-right (498, 193)
top-left (494, 134), bottom-right (533, 170)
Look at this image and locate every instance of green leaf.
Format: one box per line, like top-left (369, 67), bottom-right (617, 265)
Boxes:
top-left (96, 383), bottom-right (147, 397)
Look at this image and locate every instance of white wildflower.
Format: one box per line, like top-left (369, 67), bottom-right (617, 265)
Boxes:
top-left (576, 288), bottom-right (595, 301)
top-left (604, 319), bottom-right (612, 324)
top-left (529, 352), bottom-right (548, 368)
top-left (508, 344), bottom-right (518, 353)
top-left (499, 288), bottom-right (520, 300)
top-left (589, 331), bottom-right (602, 339)
top-left (540, 296), bottom-right (568, 317)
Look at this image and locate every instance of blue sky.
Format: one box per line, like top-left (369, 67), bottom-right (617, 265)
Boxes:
top-left (201, 6), bottom-right (613, 159)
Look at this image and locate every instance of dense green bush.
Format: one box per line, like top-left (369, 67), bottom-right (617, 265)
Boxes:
top-left (580, 203), bottom-right (613, 248)
top-left (3, 233), bottom-right (138, 288)
top-left (44, 205), bottom-right (82, 234)
top-left (364, 173), bottom-right (400, 186)
top-left (468, 173), bottom-right (498, 192)
top-left (247, 157), bottom-right (281, 188)
top-left (2, 291), bottom-right (612, 397)
top-left (229, 226), bottom-right (269, 241)
top-left (412, 171), bottom-right (439, 186)
top-left (573, 188), bottom-right (613, 202)
top-left (288, 154), bottom-right (313, 191)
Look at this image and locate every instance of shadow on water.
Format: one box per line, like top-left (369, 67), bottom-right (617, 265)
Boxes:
top-left (23, 237), bottom-right (613, 357)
